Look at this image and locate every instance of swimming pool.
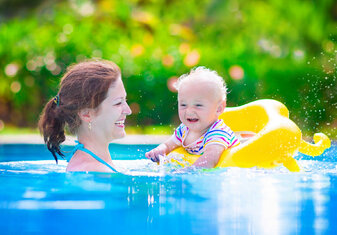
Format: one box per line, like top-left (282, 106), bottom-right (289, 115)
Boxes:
top-left (0, 143), bottom-right (336, 234)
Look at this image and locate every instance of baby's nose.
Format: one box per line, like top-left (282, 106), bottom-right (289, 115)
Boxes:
top-left (186, 108), bottom-right (195, 115)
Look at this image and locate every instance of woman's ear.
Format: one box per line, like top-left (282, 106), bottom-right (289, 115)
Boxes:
top-left (217, 100), bottom-right (226, 114)
top-left (78, 108), bottom-right (93, 123)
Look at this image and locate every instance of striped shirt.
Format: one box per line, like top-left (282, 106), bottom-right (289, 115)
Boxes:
top-left (172, 119), bottom-right (240, 155)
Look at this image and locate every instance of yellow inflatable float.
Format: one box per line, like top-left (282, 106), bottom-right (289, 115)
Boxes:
top-left (166, 99), bottom-right (331, 172)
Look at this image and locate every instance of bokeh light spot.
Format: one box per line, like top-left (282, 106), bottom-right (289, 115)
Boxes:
top-left (10, 81), bottom-right (21, 93)
top-left (24, 77), bottom-right (35, 87)
top-left (162, 55), bottom-right (174, 67)
top-left (143, 34), bottom-right (154, 45)
top-left (0, 120), bottom-right (4, 131)
top-left (130, 102), bottom-right (140, 114)
top-left (44, 52), bottom-right (55, 66)
top-left (293, 49), bottom-right (305, 61)
top-left (76, 54), bottom-right (87, 62)
top-left (46, 63), bottom-right (57, 72)
top-left (92, 49), bottom-right (102, 58)
top-left (131, 44), bottom-right (144, 57)
top-left (57, 33), bottom-right (68, 43)
top-left (179, 43), bottom-right (190, 54)
top-left (167, 76), bottom-right (178, 92)
top-left (5, 63), bottom-right (19, 77)
top-left (51, 65), bottom-right (62, 75)
top-left (71, 1), bottom-right (95, 16)
top-left (132, 10), bottom-right (155, 25)
top-left (229, 65), bottom-right (244, 80)
top-left (184, 50), bottom-right (200, 67)
top-left (63, 24), bottom-right (73, 35)
top-left (169, 24), bottom-right (182, 36)
top-left (26, 60), bottom-right (37, 71)
top-left (323, 40), bottom-right (334, 53)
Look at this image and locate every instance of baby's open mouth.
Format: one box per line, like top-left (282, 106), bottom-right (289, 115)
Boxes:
top-left (187, 118), bottom-right (199, 123)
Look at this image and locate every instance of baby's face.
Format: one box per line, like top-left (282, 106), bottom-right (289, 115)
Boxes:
top-left (178, 80), bottom-right (223, 134)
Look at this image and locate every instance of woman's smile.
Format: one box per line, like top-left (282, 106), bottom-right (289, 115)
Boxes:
top-left (115, 119), bottom-right (125, 128)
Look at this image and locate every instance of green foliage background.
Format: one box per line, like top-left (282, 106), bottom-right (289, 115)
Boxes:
top-left (0, 0), bottom-right (336, 136)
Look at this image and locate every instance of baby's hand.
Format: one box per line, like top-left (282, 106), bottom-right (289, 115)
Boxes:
top-left (145, 144), bottom-right (168, 162)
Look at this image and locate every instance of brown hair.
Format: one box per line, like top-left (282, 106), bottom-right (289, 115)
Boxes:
top-left (38, 60), bottom-right (121, 163)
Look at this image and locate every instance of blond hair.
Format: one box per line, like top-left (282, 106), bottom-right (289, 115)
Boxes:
top-left (174, 66), bottom-right (227, 101)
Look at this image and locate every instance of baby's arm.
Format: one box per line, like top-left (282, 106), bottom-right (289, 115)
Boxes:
top-left (192, 145), bottom-right (226, 168)
top-left (145, 137), bottom-right (180, 162)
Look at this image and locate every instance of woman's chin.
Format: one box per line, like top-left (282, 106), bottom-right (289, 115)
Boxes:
top-left (112, 130), bottom-right (126, 139)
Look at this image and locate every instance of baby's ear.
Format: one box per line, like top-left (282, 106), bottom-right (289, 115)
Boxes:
top-left (217, 100), bottom-right (226, 114)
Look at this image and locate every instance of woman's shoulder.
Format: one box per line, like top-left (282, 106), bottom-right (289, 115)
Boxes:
top-left (66, 151), bottom-right (111, 172)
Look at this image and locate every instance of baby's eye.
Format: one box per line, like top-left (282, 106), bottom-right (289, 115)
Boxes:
top-left (180, 104), bottom-right (187, 107)
top-left (195, 104), bottom-right (203, 107)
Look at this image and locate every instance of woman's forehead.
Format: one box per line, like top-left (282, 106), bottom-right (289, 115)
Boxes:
top-left (107, 79), bottom-right (126, 98)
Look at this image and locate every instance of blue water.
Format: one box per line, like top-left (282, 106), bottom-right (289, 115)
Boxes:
top-left (0, 143), bottom-right (336, 234)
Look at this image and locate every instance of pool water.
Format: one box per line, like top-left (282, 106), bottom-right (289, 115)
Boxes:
top-left (0, 143), bottom-right (336, 234)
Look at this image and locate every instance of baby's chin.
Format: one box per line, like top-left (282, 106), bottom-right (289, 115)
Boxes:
top-left (183, 120), bottom-right (201, 130)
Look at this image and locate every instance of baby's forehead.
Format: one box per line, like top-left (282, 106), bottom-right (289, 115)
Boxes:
top-left (179, 78), bottom-right (223, 100)
top-left (181, 76), bottom-right (221, 91)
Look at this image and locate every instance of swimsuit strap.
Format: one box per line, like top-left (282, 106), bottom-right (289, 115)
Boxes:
top-left (69, 141), bottom-right (118, 173)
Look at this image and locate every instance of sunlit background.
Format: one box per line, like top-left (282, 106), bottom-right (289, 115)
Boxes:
top-left (0, 0), bottom-right (336, 137)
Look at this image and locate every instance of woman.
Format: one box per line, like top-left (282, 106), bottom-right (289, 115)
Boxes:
top-left (38, 60), bottom-right (132, 172)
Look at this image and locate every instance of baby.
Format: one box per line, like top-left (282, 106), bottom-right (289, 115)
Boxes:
top-left (145, 67), bottom-right (240, 168)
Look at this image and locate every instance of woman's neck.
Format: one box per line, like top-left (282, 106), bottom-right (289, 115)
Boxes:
top-left (77, 133), bottom-right (111, 162)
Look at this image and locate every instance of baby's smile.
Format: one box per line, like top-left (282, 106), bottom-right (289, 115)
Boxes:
top-left (187, 118), bottom-right (199, 123)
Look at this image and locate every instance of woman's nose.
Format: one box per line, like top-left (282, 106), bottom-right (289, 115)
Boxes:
top-left (123, 103), bottom-right (132, 115)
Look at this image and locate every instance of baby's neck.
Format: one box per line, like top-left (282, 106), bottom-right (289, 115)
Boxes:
top-left (184, 119), bottom-right (219, 145)
top-left (184, 130), bottom-right (204, 146)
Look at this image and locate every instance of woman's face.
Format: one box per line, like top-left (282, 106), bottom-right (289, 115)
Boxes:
top-left (91, 78), bottom-right (132, 141)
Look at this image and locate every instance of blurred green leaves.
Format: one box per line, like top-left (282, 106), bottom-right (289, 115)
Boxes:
top-left (0, 0), bottom-right (336, 136)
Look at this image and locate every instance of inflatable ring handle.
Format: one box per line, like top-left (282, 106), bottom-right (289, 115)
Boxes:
top-left (299, 133), bottom-right (331, 156)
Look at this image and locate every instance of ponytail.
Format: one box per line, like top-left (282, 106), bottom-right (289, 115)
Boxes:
top-left (38, 97), bottom-right (66, 163)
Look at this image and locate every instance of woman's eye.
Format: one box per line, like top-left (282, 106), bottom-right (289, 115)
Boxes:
top-left (114, 98), bottom-right (127, 106)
